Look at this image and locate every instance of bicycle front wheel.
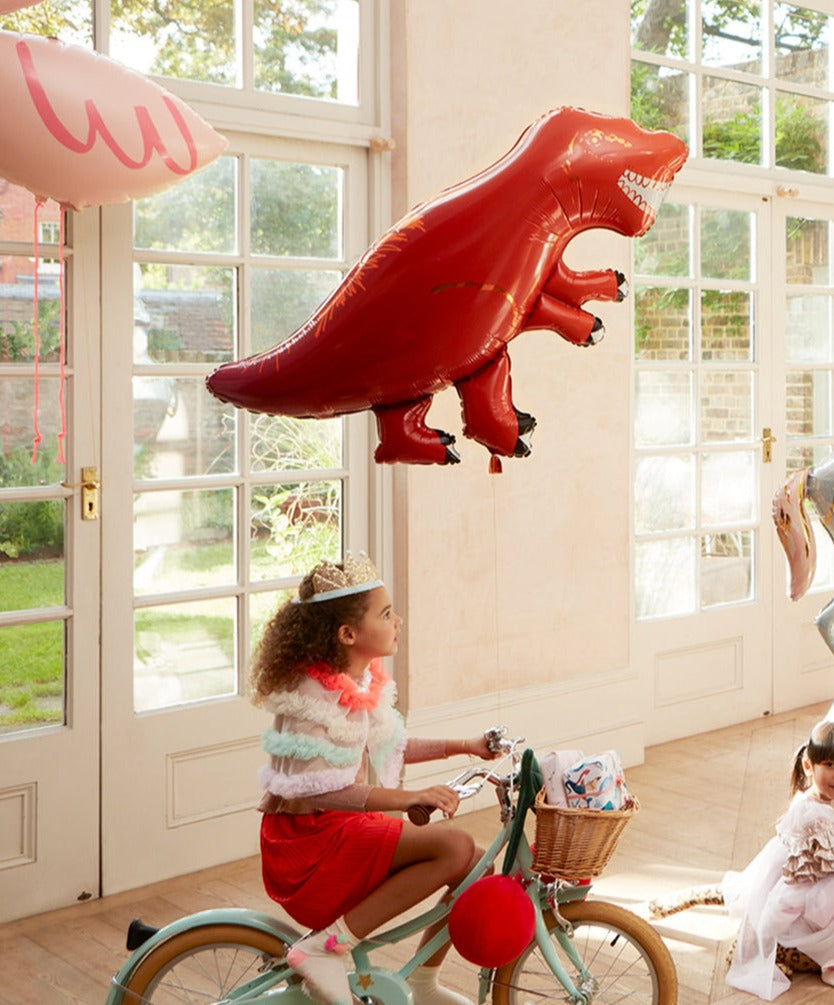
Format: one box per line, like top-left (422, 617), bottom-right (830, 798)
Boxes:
top-left (117, 922), bottom-right (297, 1004)
top-left (492, 899), bottom-right (677, 1005)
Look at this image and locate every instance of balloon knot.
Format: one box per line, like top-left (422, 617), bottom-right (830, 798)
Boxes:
top-left (489, 455), bottom-right (503, 475)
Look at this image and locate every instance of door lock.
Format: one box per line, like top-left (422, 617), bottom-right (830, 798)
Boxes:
top-left (762, 427), bottom-right (776, 464)
top-left (81, 466), bottom-right (100, 520)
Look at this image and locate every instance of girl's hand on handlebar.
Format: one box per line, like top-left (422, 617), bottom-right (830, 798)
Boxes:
top-left (466, 734), bottom-right (501, 760)
top-left (406, 784), bottom-right (460, 821)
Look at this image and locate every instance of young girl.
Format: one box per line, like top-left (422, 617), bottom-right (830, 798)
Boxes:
top-left (724, 717), bottom-right (834, 1000)
top-left (251, 554), bottom-right (498, 1005)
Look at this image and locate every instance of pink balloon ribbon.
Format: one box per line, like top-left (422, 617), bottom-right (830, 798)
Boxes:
top-left (30, 199), bottom-right (43, 463)
top-left (57, 208), bottom-right (66, 464)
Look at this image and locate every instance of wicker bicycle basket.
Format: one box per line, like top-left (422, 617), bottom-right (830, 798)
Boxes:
top-left (530, 789), bottom-right (639, 880)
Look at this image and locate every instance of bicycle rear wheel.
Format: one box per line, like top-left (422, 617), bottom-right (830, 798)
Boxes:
top-left (492, 900), bottom-right (677, 1005)
top-left (116, 922), bottom-right (297, 1004)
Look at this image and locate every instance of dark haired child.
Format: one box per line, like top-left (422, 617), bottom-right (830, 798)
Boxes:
top-left (251, 555), bottom-right (497, 1005)
top-left (724, 717), bottom-right (834, 999)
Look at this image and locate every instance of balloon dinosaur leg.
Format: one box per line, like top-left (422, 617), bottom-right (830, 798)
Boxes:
top-left (526, 292), bottom-right (603, 346)
top-left (455, 348), bottom-right (534, 460)
top-left (373, 398), bottom-right (460, 465)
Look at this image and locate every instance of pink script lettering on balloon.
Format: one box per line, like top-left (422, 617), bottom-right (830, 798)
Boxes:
top-left (16, 39), bottom-right (198, 174)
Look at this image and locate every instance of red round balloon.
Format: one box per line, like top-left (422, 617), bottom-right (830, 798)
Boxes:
top-left (448, 875), bottom-right (535, 967)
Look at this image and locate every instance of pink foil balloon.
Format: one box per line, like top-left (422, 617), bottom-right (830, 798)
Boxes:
top-left (0, 30), bottom-right (227, 210)
top-left (772, 468), bottom-right (816, 601)
top-left (0, 0), bottom-right (42, 10)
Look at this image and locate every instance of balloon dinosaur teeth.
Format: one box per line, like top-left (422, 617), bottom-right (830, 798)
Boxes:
top-left (617, 170), bottom-right (670, 221)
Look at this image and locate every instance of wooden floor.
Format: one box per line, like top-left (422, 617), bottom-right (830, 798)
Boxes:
top-left (4, 700), bottom-right (834, 1004)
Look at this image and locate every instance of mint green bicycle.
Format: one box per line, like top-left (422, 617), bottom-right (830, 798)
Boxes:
top-left (105, 732), bottom-right (677, 1004)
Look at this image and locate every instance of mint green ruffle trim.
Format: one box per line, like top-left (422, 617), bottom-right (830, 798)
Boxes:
top-left (369, 715), bottom-right (406, 779)
top-left (262, 728), bottom-right (361, 766)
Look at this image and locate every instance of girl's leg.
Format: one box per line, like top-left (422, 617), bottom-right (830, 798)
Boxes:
top-left (344, 821), bottom-right (478, 943)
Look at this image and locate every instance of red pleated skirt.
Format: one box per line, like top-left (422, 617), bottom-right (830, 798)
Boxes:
top-left (260, 810), bottom-right (403, 929)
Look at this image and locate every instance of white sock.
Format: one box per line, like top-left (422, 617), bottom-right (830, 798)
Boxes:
top-left (287, 921), bottom-right (356, 1005)
top-left (408, 965), bottom-right (474, 1005)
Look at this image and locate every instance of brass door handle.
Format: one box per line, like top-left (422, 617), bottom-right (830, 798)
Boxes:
top-left (762, 427), bottom-right (776, 463)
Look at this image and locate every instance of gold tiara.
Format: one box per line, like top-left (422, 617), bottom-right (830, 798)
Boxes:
top-left (296, 553), bottom-right (383, 604)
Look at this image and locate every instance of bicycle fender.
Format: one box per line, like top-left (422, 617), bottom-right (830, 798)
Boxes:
top-left (104, 908), bottom-right (303, 1004)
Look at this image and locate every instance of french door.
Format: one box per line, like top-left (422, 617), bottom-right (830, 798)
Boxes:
top-left (0, 133), bottom-right (375, 917)
top-left (0, 204), bottom-right (102, 922)
top-left (771, 194), bottom-right (834, 712)
top-left (633, 182), bottom-right (834, 744)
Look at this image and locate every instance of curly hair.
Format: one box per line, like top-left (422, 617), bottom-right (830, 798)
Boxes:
top-left (249, 569), bottom-right (373, 704)
top-left (790, 719), bottom-right (834, 795)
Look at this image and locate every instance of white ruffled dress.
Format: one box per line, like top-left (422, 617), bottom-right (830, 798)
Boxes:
top-left (724, 791), bottom-right (834, 1000)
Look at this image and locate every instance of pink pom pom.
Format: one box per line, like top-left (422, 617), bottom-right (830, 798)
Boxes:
top-left (324, 933), bottom-right (351, 954)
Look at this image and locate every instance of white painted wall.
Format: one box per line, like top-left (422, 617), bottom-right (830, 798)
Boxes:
top-left (387, 3), bottom-right (642, 790)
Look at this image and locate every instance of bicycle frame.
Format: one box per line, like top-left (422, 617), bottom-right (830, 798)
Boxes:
top-left (106, 745), bottom-right (597, 1005)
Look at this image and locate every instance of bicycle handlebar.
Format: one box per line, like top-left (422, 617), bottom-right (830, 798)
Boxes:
top-left (407, 728), bottom-right (524, 826)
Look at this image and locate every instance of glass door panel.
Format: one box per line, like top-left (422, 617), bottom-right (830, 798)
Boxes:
top-left (0, 191), bottom-right (101, 920)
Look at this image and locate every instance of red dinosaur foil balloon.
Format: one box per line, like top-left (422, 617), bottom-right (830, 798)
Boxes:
top-left (207, 107), bottom-right (688, 467)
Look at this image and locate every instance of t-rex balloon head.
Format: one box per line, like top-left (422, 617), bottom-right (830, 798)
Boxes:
top-left (532, 106), bottom-right (688, 239)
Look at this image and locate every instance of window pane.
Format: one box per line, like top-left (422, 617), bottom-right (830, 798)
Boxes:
top-left (701, 370), bottom-right (753, 442)
top-left (631, 0), bottom-right (688, 58)
top-left (0, 3), bottom-right (91, 45)
top-left (1, 260), bottom-right (64, 364)
top-left (635, 538), bottom-right (696, 618)
top-left (0, 191), bottom-right (61, 246)
top-left (134, 158), bottom-right (237, 254)
top-left (250, 414), bottom-right (342, 473)
top-left (134, 488), bottom-right (234, 596)
top-left (635, 455), bottom-right (694, 532)
top-left (0, 380), bottom-right (66, 484)
top-left (786, 217), bottom-right (832, 286)
top-left (135, 265), bottom-right (236, 365)
top-left (0, 620), bottom-right (64, 733)
top-left (634, 202), bottom-right (691, 277)
top-left (135, 598), bottom-right (236, 712)
top-left (251, 160), bottom-right (342, 259)
top-left (110, 0), bottom-right (236, 85)
top-left (630, 61), bottom-right (690, 147)
top-left (250, 589), bottom-right (292, 661)
top-left (635, 370), bottom-right (693, 446)
top-left (786, 294), bottom-right (833, 362)
top-left (812, 521), bottom-right (834, 592)
top-left (787, 369), bottom-right (833, 438)
top-left (251, 479), bottom-right (342, 581)
top-left (786, 442), bottom-right (830, 472)
top-left (635, 287), bottom-right (691, 361)
top-left (702, 451), bottom-right (755, 525)
top-left (0, 501), bottom-right (64, 609)
top-left (700, 290), bottom-right (752, 361)
top-left (254, 0), bottom-right (360, 103)
top-left (775, 92), bottom-right (829, 175)
top-left (701, 208), bottom-right (754, 280)
top-left (701, 531), bottom-right (753, 607)
top-left (702, 0), bottom-right (762, 71)
top-left (252, 268), bottom-right (341, 353)
top-left (134, 377), bottom-right (236, 479)
top-left (702, 78), bottom-right (763, 166)
top-left (775, 3), bottom-right (831, 87)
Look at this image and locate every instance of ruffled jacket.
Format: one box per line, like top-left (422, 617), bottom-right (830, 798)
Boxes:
top-left (778, 794), bottom-right (834, 883)
top-left (257, 659), bottom-right (446, 813)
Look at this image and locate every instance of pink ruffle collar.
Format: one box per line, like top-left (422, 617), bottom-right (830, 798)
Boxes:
top-left (306, 659), bottom-right (388, 711)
